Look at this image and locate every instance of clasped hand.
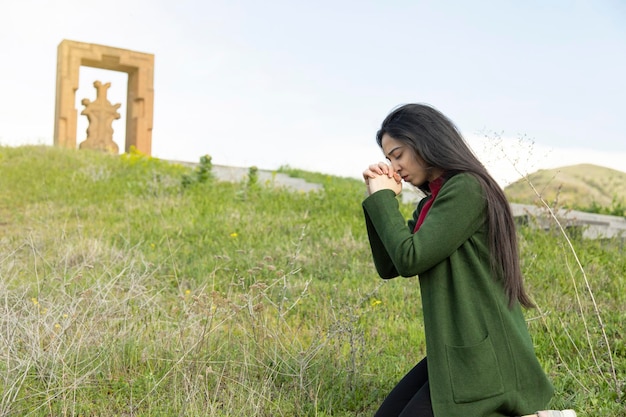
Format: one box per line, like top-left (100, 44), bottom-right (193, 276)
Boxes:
top-left (362, 162), bottom-right (402, 196)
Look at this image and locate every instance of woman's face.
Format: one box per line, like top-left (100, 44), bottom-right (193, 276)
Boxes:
top-left (381, 133), bottom-right (442, 187)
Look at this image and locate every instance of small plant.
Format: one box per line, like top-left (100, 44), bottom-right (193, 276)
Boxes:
top-left (247, 166), bottom-right (259, 189)
top-left (197, 154), bottom-right (213, 183)
top-left (182, 154), bottom-right (214, 188)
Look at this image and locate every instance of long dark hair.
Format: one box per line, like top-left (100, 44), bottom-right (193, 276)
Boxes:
top-left (376, 103), bottom-right (534, 308)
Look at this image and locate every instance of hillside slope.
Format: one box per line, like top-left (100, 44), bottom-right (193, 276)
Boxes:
top-left (1, 146), bottom-right (624, 415)
top-left (504, 164), bottom-right (626, 210)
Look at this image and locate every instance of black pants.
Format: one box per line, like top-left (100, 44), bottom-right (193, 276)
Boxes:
top-left (374, 357), bottom-right (434, 417)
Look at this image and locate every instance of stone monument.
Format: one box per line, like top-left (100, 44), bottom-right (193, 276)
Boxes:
top-left (79, 81), bottom-right (121, 153)
top-left (53, 40), bottom-right (154, 155)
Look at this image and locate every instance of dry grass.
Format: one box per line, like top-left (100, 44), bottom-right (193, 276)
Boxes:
top-left (505, 163), bottom-right (626, 210)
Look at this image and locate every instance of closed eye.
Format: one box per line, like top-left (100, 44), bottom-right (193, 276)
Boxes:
top-left (385, 145), bottom-right (404, 161)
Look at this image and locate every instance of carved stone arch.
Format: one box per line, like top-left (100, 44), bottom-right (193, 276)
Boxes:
top-left (53, 39), bottom-right (154, 154)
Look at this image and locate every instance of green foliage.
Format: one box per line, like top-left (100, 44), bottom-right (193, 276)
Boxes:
top-left (197, 154), bottom-right (214, 182)
top-left (182, 154), bottom-right (214, 188)
top-left (576, 197), bottom-right (626, 218)
top-left (0, 146), bottom-right (623, 416)
top-left (247, 165), bottom-right (259, 188)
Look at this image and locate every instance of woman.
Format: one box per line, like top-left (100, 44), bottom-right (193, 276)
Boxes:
top-left (362, 104), bottom-right (574, 417)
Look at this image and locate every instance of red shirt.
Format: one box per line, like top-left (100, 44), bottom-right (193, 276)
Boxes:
top-left (413, 176), bottom-right (445, 233)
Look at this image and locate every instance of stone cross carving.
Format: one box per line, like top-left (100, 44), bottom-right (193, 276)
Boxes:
top-left (79, 81), bottom-right (121, 153)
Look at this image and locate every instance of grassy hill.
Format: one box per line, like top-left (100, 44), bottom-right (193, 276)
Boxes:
top-left (0, 146), bottom-right (624, 416)
top-left (504, 164), bottom-right (626, 215)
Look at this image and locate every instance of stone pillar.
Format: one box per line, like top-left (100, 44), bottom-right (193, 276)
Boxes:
top-left (53, 40), bottom-right (154, 155)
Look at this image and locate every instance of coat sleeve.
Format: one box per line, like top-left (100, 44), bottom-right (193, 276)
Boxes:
top-left (363, 192), bottom-right (428, 279)
top-left (363, 190), bottom-right (400, 279)
top-left (362, 174), bottom-right (487, 277)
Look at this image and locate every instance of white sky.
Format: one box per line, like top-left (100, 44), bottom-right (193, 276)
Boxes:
top-left (1, 0), bottom-right (625, 186)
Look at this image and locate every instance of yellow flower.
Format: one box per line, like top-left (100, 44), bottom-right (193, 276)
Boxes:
top-left (185, 289), bottom-right (191, 295)
top-left (54, 323), bottom-right (61, 329)
top-left (31, 297), bottom-right (38, 305)
top-left (230, 232), bottom-right (238, 238)
top-left (370, 298), bottom-right (382, 307)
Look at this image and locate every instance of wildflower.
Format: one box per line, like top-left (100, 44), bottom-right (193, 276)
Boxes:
top-left (185, 289), bottom-right (191, 295)
top-left (230, 232), bottom-right (238, 238)
top-left (31, 298), bottom-right (38, 306)
top-left (370, 298), bottom-right (382, 307)
top-left (54, 323), bottom-right (61, 330)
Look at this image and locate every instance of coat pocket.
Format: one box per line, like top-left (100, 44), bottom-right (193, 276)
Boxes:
top-left (445, 334), bottom-right (505, 403)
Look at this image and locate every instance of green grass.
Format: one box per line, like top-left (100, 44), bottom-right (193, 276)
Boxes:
top-left (0, 145), bottom-right (624, 416)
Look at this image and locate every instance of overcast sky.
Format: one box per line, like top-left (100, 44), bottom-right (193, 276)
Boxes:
top-left (1, 0), bottom-right (625, 185)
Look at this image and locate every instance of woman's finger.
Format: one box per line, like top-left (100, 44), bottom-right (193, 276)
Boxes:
top-left (368, 163), bottom-right (388, 175)
top-left (362, 169), bottom-right (379, 181)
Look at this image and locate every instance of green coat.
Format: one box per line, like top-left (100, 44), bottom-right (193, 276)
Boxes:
top-left (362, 173), bottom-right (553, 417)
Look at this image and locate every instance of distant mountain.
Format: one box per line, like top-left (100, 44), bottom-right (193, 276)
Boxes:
top-left (504, 164), bottom-right (626, 210)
